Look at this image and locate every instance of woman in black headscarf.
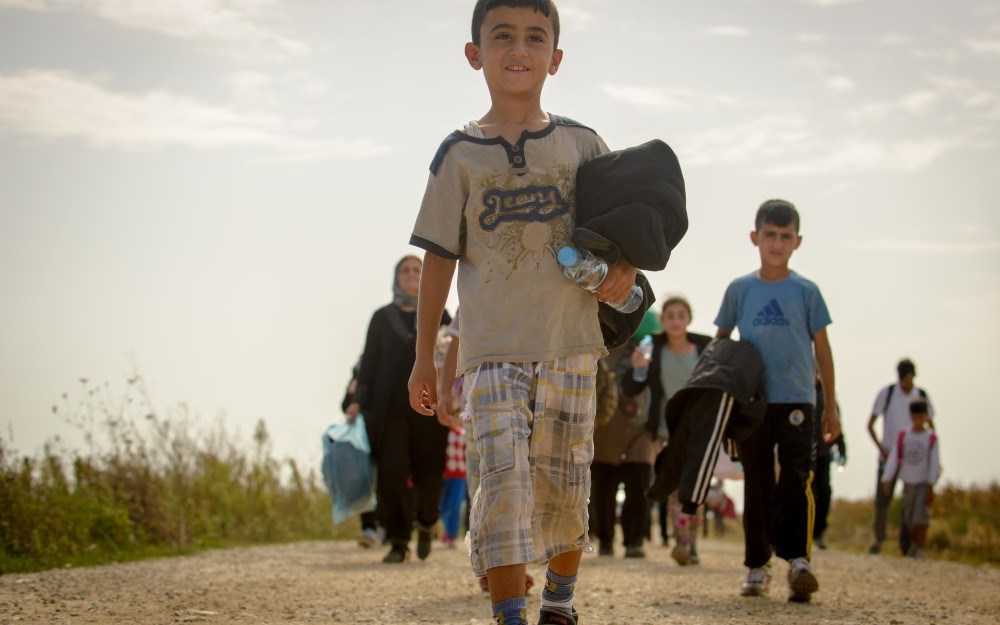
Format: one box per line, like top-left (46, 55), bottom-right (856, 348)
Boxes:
top-left (347, 255), bottom-right (452, 563)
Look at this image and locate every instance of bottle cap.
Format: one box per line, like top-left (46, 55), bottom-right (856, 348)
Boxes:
top-left (557, 246), bottom-right (578, 267)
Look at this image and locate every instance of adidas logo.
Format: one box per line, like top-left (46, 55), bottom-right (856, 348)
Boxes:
top-left (753, 298), bottom-right (790, 327)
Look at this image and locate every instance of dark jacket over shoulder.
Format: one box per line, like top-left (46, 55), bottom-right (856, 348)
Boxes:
top-left (646, 338), bottom-right (767, 511)
top-left (572, 139), bottom-right (688, 349)
top-left (573, 139), bottom-right (687, 270)
top-left (666, 338), bottom-right (766, 441)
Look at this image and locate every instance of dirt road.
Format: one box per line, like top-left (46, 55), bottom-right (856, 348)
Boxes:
top-left (2, 539), bottom-right (997, 624)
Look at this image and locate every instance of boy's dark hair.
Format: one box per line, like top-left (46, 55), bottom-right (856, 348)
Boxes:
top-left (909, 399), bottom-right (929, 415)
top-left (897, 358), bottom-right (916, 379)
top-left (755, 199), bottom-right (800, 232)
top-left (471, 0), bottom-right (560, 48)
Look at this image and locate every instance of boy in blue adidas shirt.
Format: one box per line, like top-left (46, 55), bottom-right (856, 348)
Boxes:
top-left (715, 199), bottom-right (841, 603)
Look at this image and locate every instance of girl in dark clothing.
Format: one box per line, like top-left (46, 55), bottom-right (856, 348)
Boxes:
top-left (346, 256), bottom-right (452, 563)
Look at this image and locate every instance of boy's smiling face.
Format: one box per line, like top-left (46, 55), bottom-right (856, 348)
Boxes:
top-left (465, 6), bottom-right (562, 99)
top-left (751, 221), bottom-right (802, 271)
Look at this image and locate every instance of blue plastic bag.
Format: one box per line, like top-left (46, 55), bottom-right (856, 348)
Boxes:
top-left (321, 415), bottom-right (376, 524)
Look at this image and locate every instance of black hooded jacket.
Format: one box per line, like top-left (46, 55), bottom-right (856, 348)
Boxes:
top-left (572, 139), bottom-right (687, 348)
top-left (645, 338), bottom-right (767, 510)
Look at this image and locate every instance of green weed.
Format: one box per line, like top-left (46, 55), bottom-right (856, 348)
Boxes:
top-left (0, 374), bottom-right (354, 574)
top-left (824, 484), bottom-right (1000, 565)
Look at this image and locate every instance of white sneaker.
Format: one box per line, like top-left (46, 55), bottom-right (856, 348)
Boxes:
top-left (740, 565), bottom-right (771, 596)
top-left (787, 557), bottom-right (819, 602)
top-left (357, 528), bottom-right (380, 549)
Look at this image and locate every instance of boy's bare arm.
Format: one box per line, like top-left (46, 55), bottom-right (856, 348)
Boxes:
top-left (868, 412), bottom-right (888, 459)
top-left (715, 328), bottom-right (732, 339)
top-left (813, 327), bottom-right (841, 441)
top-left (408, 252), bottom-right (457, 416)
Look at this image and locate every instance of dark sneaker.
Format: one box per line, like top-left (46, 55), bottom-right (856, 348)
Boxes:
top-left (815, 535), bottom-right (828, 550)
top-left (417, 528), bottom-right (432, 560)
top-left (382, 545), bottom-right (409, 563)
top-left (538, 608), bottom-right (578, 625)
top-left (598, 543), bottom-right (613, 556)
top-left (787, 557), bottom-right (819, 603)
top-left (671, 542), bottom-right (691, 566)
top-left (624, 545), bottom-right (646, 558)
top-left (868, 542), bottom-right (881, 554)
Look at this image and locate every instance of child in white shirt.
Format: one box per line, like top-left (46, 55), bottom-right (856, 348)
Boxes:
top-left (881, 400), bottom-right (941, 558)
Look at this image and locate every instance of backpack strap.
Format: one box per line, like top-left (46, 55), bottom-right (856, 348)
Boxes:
top-left (929, 432), bottom-right (937, 450)
top-left (884, 384), bottom-right (896, 413)
top-left (897, 429), bottom-right (906, 458)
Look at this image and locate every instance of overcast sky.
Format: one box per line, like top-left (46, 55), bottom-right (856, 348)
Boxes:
top-left (1, 0), bottom-right (998, 502)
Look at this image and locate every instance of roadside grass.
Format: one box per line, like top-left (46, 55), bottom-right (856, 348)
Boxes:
top-left (0, 374), bottom-right (354, 575)
top-left (824, 485), bottom-right (1000, 565)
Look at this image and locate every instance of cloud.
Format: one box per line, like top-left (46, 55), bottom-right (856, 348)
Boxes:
top-left (957, 223), bottom-right (993, 236)
top-left (847, 90), bottom-right (940, 121)
top-left (792, 54), bottom-right (839, 73)
top-left (704, 25), bottom-right (750, 37)
top-left (763, 136), bottom-right (965, 175)
top-left (0, 70), bottom-right (392, 160)
top-left (558, 6), bottom-right (596, 30)
top-left (926, 75), bottom-right (997, 110)
top-left (847, 76), bottom-right (999, 124)
top-left (802, 0), bottom-right (863, 6)
top-left (843, 238), bottom-right (1000, 254)
top-left (879, 32), bottom-right (912, 46)
top-left (965, 39), bottom-right (1000, 55)
top-left (679, 115), bottom-right (813, 167)
top-left (0, 0), bottom-right (307, 56)
top-left (600, 84), bottom-right (704, 112)
top-left (796, 32), bottom-right (830, 44)
top-left (827, 76), bottom-right (855, 92)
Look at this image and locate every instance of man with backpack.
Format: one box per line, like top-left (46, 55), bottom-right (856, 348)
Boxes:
top-left (866, 359), bottom-right (935, 555)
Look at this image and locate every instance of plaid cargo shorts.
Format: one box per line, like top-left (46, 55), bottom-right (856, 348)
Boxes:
top-left (461, 353), bottom-right (599, 575)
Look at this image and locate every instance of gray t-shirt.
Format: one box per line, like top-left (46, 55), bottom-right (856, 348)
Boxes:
top-left (410, 116), bottom-right (609, 373)
top-left (657, 347), bottom-right (698, 438)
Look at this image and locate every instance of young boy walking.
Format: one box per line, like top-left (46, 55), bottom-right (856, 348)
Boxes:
top-left (408, 2), bottom-right (636, 624)
top-left (881, 399), bottom-right (941, 559)
top-left (714, 199), bottom-right (841, 603)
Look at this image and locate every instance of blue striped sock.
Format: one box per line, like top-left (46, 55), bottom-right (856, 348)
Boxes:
top-left (492, 596), bottom-right (526, 625)
top-left (540, 568), bottom-right (577, 615)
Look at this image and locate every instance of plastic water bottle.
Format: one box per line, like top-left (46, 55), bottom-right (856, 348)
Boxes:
top-left (556, 246), bottom-right (643, 314)
top-left (633, 334), bottom-right (654, 382)
top-left (835, 450), bottom-right (846, 474)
